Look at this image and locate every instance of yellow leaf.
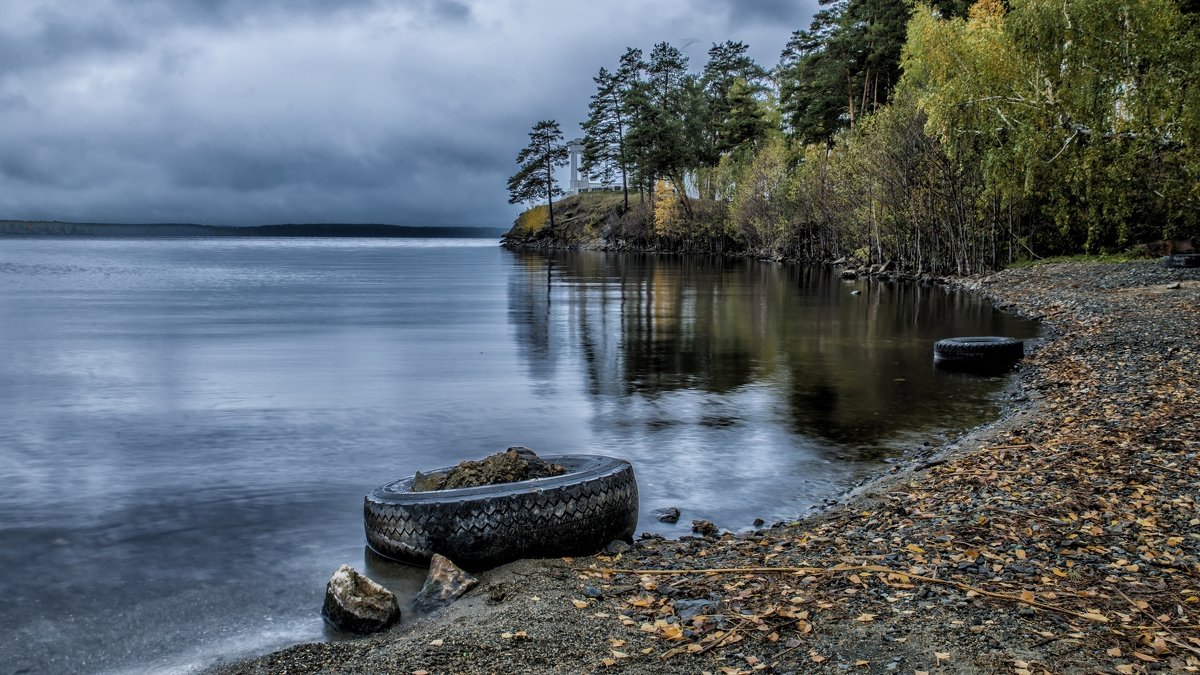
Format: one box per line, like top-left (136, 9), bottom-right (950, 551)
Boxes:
top-left (1016, 549), bottom-right (1027, 559)
top-left (572, 599), bottom-right (589, 609)
top-left (1019, 590), bottom-right (1036, 604)
top-left (640, 647), bottom-right (653, 655)
top-left (855, 613), bottom-right (876, 622)
top-left (907, 543), bottom-right (926, 554)
top-left (659, 624), bottom-right (684, 641)
top-left (500, 632), bottom-right (513, 639)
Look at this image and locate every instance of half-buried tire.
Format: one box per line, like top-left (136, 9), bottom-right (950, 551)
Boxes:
top-left (1163, 253), bottom-right (1200, 269)
top-left (364, 455), bottom-right (638, 571)
top-left (933, 336), bottom-right (1024, 373)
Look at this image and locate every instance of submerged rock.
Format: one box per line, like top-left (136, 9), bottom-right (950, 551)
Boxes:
top-left (692, 519), bottom-right (719, 536)
top-left (414, 554), bottom-right (479, 613)
top-left (322, 565), bottom-right (400, 634)
top-left (654, 507), bottom-right (681, 523)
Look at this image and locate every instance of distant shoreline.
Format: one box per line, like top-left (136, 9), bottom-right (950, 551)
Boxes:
top-left (0, 220), bottom-right (506, 239)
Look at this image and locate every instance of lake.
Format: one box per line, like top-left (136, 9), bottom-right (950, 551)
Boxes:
top-left (0, 238), bottom-right (1038, 673)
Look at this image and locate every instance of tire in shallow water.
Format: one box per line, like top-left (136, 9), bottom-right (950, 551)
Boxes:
top-left (364, 455), bottom-right (638, 571)
top-left (1163, 254), bottom-right (1200, 269)
top-left (933, 336), bottom-right (1024, 373)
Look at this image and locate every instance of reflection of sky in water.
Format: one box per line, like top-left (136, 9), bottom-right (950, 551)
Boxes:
top-left (0, 239), bottom-right (1037, 674)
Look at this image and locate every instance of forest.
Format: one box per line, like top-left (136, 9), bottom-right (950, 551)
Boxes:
top-left (506, 0), bottom-right (1200, 275)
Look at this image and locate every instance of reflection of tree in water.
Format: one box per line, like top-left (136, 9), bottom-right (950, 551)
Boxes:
top-left (505, 250), bottom-right (1037, 449)
top-left (505, 252), bottom-right (556, 383)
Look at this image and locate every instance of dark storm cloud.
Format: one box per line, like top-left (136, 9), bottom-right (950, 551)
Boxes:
top-left (0, 1), bottom-right (815, 227)
top-left (693, 0), bottom-right (815, 27)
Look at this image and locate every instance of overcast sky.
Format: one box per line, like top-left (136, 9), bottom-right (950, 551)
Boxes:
top-left (0, 1), bottom-right (818, 227)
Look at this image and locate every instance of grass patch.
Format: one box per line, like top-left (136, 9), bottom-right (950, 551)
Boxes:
top-left (1006, 250), bottom-right (1150, 268)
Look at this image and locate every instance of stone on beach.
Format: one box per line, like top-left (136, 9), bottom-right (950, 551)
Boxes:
top-left (322, 565), bottom-right (400, 634)
top-left (414, 554), bottom-right (479, 613)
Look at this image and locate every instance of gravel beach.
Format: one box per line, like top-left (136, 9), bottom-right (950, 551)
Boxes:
top-left (212, 260), bottom-right (1200, 675)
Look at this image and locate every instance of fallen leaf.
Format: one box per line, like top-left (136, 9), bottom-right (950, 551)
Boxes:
top-left (1132, 652), bottom-right (1158, 663)
top-left (1107, 647), bottom-right (1122, 657)
top-left (935, 651), bottom-right (951, 663)
top-left (854, 660), bottom-right (870, 667)
top-left (855, 613), bottom-right (876, 622)
top-left (601, 657), bottom-right (616, 667)
top-left (572, 599), bottom-right (589, 609)
top-left (609, 639), bottom-right (626, 648)
top-left (611, 650), bottom-right (629, 659)
top-left (428, 639), bottom-right (443, 647)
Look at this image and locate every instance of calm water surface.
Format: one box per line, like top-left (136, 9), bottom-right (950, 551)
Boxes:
top-left (0, 238), bottom-right (1038, 673)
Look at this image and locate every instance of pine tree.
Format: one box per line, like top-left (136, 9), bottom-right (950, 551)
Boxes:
top-left (581, 66), bottom-right (632, 211)
top-left (507, 120), bottom-right (569, 230)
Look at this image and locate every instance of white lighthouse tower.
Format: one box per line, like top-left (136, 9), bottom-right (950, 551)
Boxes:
top-left (565, 138), bottom-right (616, 196)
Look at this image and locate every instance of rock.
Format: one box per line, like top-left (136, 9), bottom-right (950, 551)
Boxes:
top-left (414, 554), bottom-right (479, 613)
top-left (654, 507), bottom-right (681, 523)
top-left (604, 539), bottom-right (631, 555)
top-left (849, 290), bottom-right (861, 295)
top-left (674, 598), bottom-right (719, 622)
top-left (840, 269), bottom-right (857, 279)
top-left (322, 565), bottom-right (400, 634)
top-left (691, 519), bottom-right (718, 536)
top-left (582, 584), bottom-right (604, 599)
top-left (752, 518), bottom-right (765, 527)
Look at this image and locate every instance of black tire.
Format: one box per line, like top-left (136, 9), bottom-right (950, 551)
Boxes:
top-left (364, 455), bottom-right (638, 571)
top-left (933, 336), bottom-right (1024, 373)
top-left (1163, 254), bottom-right (1200, 269)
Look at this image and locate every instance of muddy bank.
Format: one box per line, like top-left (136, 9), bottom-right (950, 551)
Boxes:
top-left (213, 260), bottom-right (1199, 675)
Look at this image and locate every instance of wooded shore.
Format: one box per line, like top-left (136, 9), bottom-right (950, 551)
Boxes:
top-left (214, 259), bottom-right (1199, 674)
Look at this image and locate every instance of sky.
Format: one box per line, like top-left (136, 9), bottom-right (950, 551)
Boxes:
top-left (0, 0), bottom-right (818, 227)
